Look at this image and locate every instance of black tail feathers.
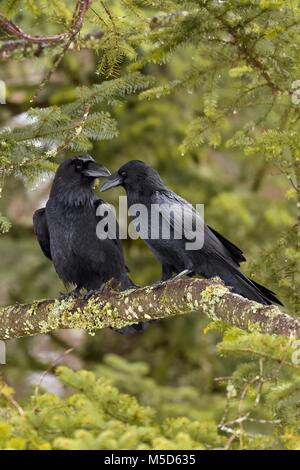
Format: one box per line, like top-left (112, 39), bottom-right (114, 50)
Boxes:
top-left (233, 268), bottom-right (283, 306)
top-left (210, 254), bottom-right (282, 306)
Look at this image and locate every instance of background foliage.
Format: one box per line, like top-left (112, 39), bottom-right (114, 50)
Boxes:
top-left (0, 0), bottom-right (299, 449)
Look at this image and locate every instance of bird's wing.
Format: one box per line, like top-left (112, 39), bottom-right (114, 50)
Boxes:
top-left (33, 208), bottom-right (52, 260)
top-left (152, 190), bottom-right (244, 267)
top-left (94, 199), bottom-right (130, 270)
top-left (152, 191), bottom-right (281, 305)
top-left (152, 190), bottom-right (201, 241)
top-left (94, 199), bottom-right (132, 278)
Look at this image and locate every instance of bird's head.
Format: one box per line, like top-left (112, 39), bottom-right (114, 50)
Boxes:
top-left (100, 160), bottom-right (164, 195)
top-left (54, 155), bottom-right (110, 183)
top-left (50, 155), bottom-right (110, 205)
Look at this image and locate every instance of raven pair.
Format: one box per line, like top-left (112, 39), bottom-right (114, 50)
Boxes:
top-left (33, 156), bottom-right (282, 333)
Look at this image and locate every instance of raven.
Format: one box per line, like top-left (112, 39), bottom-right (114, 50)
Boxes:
top-left (33, 155), bottom-right (144, 334)
top-left (101, 160), bottom-right (282, 306)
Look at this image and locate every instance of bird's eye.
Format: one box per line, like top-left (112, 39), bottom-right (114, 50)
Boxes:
top-left (74, 160), bottom-right (83, 172)
top-left (121, 171), bottom-right (127, 179)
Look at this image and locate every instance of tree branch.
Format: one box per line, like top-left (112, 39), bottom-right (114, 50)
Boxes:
top-left (0, 32), bottom-right (103, 60)
top-left (0, 278), bottom-right (299, 340)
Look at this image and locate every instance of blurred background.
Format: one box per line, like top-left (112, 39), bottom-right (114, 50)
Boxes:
top-left (0, 0), bottom-right (298, 432)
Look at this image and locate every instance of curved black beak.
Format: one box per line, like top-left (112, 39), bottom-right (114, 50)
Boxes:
top-left (82, 162), bottom-right (111, 178)
top-left (100, 172), bottom-right (123, 192)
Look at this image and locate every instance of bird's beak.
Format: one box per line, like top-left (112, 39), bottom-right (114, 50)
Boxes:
top-left (100, 172), bottom-right (123, 192)
top-left (82, 162), bottom-right (111, 178)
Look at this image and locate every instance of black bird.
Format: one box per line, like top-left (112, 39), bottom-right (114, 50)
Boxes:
top-left (101, 160), bottom-right (282, 306)
top-left (33, 155), bottom-right (145, 334)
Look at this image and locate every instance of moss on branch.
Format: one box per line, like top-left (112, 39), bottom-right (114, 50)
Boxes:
top-left (0, 278), bottom-right (299, 340)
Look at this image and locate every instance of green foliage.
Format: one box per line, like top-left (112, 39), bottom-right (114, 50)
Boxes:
top-left (0, 355), bottom-right (299, 450)
top-left (0, 367), bottom-right (225, 450)
top-left (0, 72), bottom-right (153, 185)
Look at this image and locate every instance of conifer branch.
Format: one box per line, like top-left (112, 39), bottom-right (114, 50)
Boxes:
top-left (203, 3), bottom-right (281, 93)
top-left (0, 278), bottom-right (299, 340)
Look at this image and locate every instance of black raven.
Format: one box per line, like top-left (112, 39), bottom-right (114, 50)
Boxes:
top-left (33, 155), bottom-right (144, 334)
top-left (101, 160), bottom-right (282, 306)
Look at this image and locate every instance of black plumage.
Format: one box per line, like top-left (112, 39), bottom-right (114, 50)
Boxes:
top-left (101, 160), bottom-right (282, 306)
top-left (33, 155), bottom-right (144, 334)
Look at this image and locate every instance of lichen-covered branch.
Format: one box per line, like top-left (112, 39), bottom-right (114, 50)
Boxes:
top-left (0, 278), bottom-right (299, 340)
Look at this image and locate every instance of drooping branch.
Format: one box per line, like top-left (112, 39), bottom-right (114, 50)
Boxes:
top-left (0, 8), bottom-right (189, 60)
top-left (0, 278), bottom-right (299, 340)
top-left (0, 0), bottom-right (93, 59)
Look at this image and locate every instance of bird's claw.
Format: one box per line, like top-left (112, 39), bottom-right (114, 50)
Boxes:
top-left (83, 286), bottom-right (104, 301)
top-left (152, 280), bottom-right (167, 290)
top-left (59, 287), bottom-right (82, 301)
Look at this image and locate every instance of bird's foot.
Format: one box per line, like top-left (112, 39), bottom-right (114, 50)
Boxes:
top-left (83, 285), bottom-right (105, 301)
top-left (59, 287), bottom-right (82, 301)
top-left (152, 280), bottom-right (167, 290)
top-left (171, 269), bottom-right (193, 281)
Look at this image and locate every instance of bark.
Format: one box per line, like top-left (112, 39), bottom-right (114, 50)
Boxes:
top-left (0, 278), bottom-right (299, 340)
